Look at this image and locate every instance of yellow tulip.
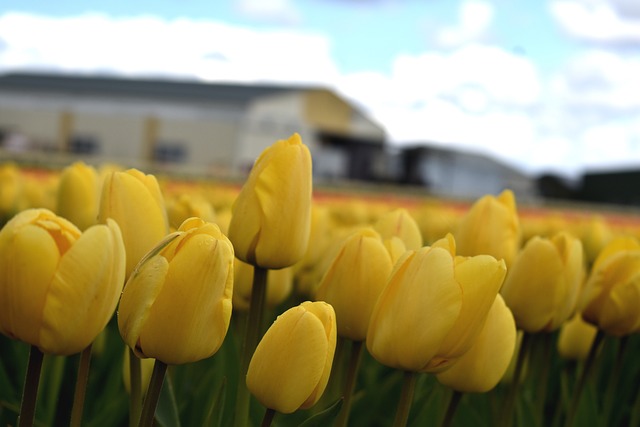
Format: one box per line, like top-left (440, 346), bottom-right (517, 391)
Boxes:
top-left (56, 161), bottom-right (100, 231)
top-left (557, 314), bottom-right (598, 360)
top-left (366, 234), bottom-right (506, 373)
top-left (228, 133), bottom-right (312, 269)
top-left (455, 189), bottom-right (521, 268)
top-left (98, 168), bottom-right (169, 277)
top-left (0, 163), bottom-right (22, 223)
top-left (233, 259), bottom-right (293, 311)
top-left (166, 193), bottom-right (216, 231)
top-left (436, 294), bottom-right (516, 393)
top-left (246, 301), bottom-right (336, 414)
top-left (383, 236), bottom-right (408, 265)
top-left (315, 228), bottom-right (393, 341)
top-left (501, 232), bottom-right (585, 333)
top-left (373, 208), bottom-right (423, 251)
top-left (580, 215), bottom-right (613, 265)
top-left (0, 209), bottom-right (125, 355)
top-left (118, 217), bottom-right (234, 365)
top-left (579, 236), bottom-right (640, 336)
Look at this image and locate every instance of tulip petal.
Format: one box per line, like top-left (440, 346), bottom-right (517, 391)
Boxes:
top-left (247, 306), bottom-right (329, 413)
top-left (40, 221), bottom-right (125, 355)
top-left (138, 233), bottom-right (234, 364)
top-left (598, 275), bottom-right (640, 336)
top-left (0, 223), bottom-right (59, 346)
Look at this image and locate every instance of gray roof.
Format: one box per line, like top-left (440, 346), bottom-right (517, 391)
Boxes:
top-left (0, 72), bottom-right (311, 104)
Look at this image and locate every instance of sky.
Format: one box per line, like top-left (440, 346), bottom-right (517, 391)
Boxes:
top-left (1, 0), bottom-right (640, 178)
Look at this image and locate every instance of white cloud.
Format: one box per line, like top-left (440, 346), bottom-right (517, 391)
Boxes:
top-left (435, 0), bottom-right (494, 48)
top-left (550, 0), bottom-right (640, 43)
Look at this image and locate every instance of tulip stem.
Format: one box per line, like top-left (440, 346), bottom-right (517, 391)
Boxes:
top-left (601, 336), bottom-right (628, 427)
top-left (234, 265), bottom-right (268, 427)
top-left (260, 408), bottom-right (276, 427)
top-left (129, 348), bottom-right (142, 427)
top-left (535, 333), bottom-right (553, 427)
top-left (393, 371), bottom-right (417, 427)
top-left (70, 344), bottom-right (93, 427)
top-left (336, 340), bottom-right (364, 427)
top-left (563, 329), bottom-right (605, 427)
top-left (138, 359), bottom-right (167, 427)
top-left (17, 345), bottom-right (44, 427)
top-left (500, 331), bottom-right (533, 427)
top-left (440, 390), bottom-right (463, 427)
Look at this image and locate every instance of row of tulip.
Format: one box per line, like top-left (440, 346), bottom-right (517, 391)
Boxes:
top-left (0, 133), bottom-right (639, 427)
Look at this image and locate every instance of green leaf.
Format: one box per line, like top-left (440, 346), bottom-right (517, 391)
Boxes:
top-left (202, 377), bottom-right (226, 427)
top-left (156, 371), bottom-right (182, 427)
top-left (298, 398), bottom-right (343, 427)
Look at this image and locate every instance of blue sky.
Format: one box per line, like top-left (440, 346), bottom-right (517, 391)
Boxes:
top-left (1, 0), bottom-right (640, 176)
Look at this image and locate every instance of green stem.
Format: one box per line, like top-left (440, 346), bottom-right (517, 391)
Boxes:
top-left (138, 360), bottom-right (167, 427)
top-left (260, 408), bottom-right (276, 427)
top-left (18, 345), bottom-right (44, 427)
top-left (336, 340), bottom-right (364, 427)
top-left (600, 335), bottom-right (627, 427)
top-left (234, 266), bottom-right (268, 427)
top-left (393, 371), bottom-right (417, 427)
top-left (69, 344), bottom-right (92, 427)
top-left (129, 348), bottom-right (142, 427)
top-left (535, 333), bottom-right (553, 427)
top-left (563, 329), bottom-right (605, 427)
top-left (440, 390), bottom-right (463, 427)
top-left (500, 331), bottom-right (533, 427)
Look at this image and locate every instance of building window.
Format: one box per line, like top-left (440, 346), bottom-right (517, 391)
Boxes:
top-left (154, 142), bottom-right (187, 163)
top-left (69, 135), bottom-right (100, 155)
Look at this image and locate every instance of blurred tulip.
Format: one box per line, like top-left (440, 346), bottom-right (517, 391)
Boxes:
top-left (0, 209), bottom-right (125, 355)
top-left (373, 208), bottom-right (423, 251)
top-left (0, 163), bottom-right (21, 222)
top-left (557, 314), bottom-right (598, 360)
top-left (581, 216), bottom-right (614, 265)
top-left (228, 133), bottom-right (312, 269)
top-left (56, 161), bottom-right (100, 231)
top-left (580, 236), bottom-right (640, 336)
top-left (436, 294), bottom-right (516, 393)
top-left (366, 234), bottom-right (506, 373)
top-left (316, 228), bottom-right (393, 341)
top-left (122, 347), bottom-right (155, 396)
top-left (118, 217), bottom-right (234, 365)
top-left (233, 259), bottom-right (293, 311)
top-left (246, 301), bottom-right (336, 414)
top-left (166, 193), bottom-right (216, 231)
top-left (455, 189), bottom-right (521, 268)
top-left (501, 232), bottom-right (585, 333)
top-left (98, 168), bottom-right (169, 277)
top-left (383, 236), bottom-right (408, 265)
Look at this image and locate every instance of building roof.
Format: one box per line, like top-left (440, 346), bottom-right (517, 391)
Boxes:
top-left (0, 71), bottom-right (310, 104)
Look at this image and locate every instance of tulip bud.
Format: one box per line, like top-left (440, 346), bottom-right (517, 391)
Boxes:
top-left (315, 228), bottom-right (393, 341)
top-left (373, 208), bottom-right (423, 251)
top-left (557, 314), bottom-right (597, 360)
top-left (436, 294), bottom-right (516, 393)
top-left (233, 259), bottom-right (293, 311)
top-left (247, 301), bottom-right (336, 414)
top-left (166, 193), bottom-right (216, 231)
top-left (366, 234), bottom-right (506, 373)
top-left (0, 209), bottom-right (125, 355)
top-left (455, 189), bottom-right (521, 268)
top-left (0, 163), bottom-right (22, 223)
top-left (56, 161), bottom-right (100, 231)
top-left (118, 217), bottom-right (234, 365)
top-left (579, 236), bottom-right (640, 336)
top-left (98, 168), bottom-right (169, 277)
top-left (501, 232), bottom-right (585, 333)
top-left (228, 133), bottom-right (312, 269)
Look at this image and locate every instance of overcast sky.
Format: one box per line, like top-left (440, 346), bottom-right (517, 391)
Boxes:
top-left (1, 0), bottom-right (640, 177)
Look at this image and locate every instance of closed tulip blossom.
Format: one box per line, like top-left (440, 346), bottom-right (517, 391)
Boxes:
top-left (98, 168), bottom-right (169, 277)
top-left (0, 209), bottom-right (125, 355)
top-left (228, 133), bottom-right (312, 269)
top-left (246, 301), bottom-right (336, 414)
top-left (501, 232), bottom-right (585, 333)
top-left (455, 189), bottom-right (521, 268)
top-left (166, 193), bottom-right (216, 231)
top-left (315, 228), bottom-right (393, 341)
top-left (579, 236), bottom-right (640, 336)
top-left (118, 217), bottom-right (234, 365)
top-left (56, 161), bottom-right (100, 231)
top-left (373, 208), bottom-right (423, 251)
top-left (557, 313), bottom-right (598, 360)
top-left (366, 234), bottom-right (507, 373)
top-left (436, 294), bottom-right (516, 393)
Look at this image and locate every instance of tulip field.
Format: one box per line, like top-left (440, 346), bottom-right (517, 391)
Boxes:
top-left (1, 134), bottom-right (640, 427)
